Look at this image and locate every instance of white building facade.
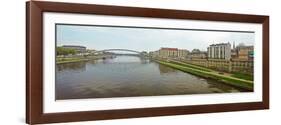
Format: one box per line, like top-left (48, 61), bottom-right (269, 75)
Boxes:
top-left (207, 43), bottom-right (231, 60)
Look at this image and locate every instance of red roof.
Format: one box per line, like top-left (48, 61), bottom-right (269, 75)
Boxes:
top-left (161, 48), bottom-right (178, 51)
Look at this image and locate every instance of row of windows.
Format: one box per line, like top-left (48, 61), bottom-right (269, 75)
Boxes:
top-left (208, 46), bottom-right (225, 56)
top-left (188, 61), bottom-right (253, 66)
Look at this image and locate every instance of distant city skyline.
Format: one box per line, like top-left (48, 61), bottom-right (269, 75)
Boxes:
top-left (56, 24), bottom-right (255, 52)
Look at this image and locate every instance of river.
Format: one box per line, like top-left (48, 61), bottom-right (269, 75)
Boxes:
top-left (56, 56), bottom-right (245, 100)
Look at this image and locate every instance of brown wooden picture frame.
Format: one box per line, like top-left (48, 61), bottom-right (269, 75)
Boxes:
top-left (26, 1), bottom-right (269, 124)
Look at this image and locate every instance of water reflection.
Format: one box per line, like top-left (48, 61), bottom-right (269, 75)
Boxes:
top-left (56, 56), bottom-right (246, 100)
top-left (57, 61), bottom-right (86, 72)
top-left (158, 63), bottom-right (177, 74)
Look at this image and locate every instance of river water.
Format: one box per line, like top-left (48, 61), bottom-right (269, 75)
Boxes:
top-left (56, 56), bottom-right (245, 100)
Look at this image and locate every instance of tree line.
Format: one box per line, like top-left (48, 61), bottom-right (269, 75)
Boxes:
top-left (56, 47), bottom-right (77, 56)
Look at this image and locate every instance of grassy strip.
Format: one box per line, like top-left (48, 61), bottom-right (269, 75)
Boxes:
top-left (171, 60), bottom-right (254, 81)
top-left (154, 59), bottom-right (253, 91)
top-left (231, 72), bottom-right (253, 81)
top-left (169, 60), bottom-right (212, 72)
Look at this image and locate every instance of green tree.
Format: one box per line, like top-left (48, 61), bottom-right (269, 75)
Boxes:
top-left (56, 47), bottom-right (77, 56)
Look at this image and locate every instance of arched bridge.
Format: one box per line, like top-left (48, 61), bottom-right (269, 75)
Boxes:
top-left (89, 49), bottom-right (148, 57)
top-left (92, 49), bottom-right (142, 54)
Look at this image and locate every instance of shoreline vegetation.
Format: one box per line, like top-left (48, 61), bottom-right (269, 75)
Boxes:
top-left (56, 55), bottom-right (253, 91)
top-left (56, 57), bottom-right (89, 64)
top-left (153, 59), bottom-right (253, 91)
top-left (56, 55), bottom-right (114, 64)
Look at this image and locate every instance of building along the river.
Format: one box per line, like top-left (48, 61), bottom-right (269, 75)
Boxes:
top-left (62, 45), bottom-right (87, 53)
top-left (150, 48), bottom-right (188, 59)
top-left (207, 43), bottom-right (231, 60)
top-left (187, 49), bottom-right (207, 59)
top-left (236, 46), bottom-right (254, 61)
top-left (159, 47), bottom-right (178, 58)
top-left (184, 42), bottom-right (253, 74)
top-left (178, 49), bottom-right (189, 59)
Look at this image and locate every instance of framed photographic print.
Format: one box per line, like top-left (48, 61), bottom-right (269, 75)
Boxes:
top-left (26, 1), bottom-right (269, 124)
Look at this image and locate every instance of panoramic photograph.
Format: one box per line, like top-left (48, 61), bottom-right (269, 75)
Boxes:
top-left (55, 24), bottom-right (254, 100)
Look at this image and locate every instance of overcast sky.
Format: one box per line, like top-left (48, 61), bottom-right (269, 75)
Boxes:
top-left (56, 24), bottom-right (254, 52)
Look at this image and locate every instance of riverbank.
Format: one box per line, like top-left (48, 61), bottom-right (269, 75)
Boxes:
top-left (153, 59), bottom-right (253, 91)
top-left (56, 58), bottom-right (89, 64)
top-left (170, 60), bottom-right (253, 80)
top-left (56, 55), bottom-right (114, 64)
